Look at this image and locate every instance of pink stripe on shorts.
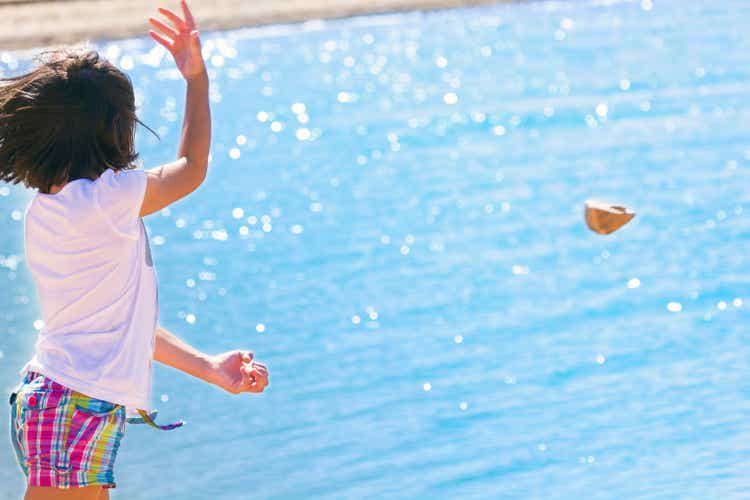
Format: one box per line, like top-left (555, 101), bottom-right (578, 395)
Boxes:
top-left (10, 372), bottom-right (126, 489)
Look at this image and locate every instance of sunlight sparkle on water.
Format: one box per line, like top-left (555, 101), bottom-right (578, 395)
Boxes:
top-left (512, 265), bottom-right (529, 275)
top-left (296, 128), bottom-right (311, 141)
top-left (443, 92), bottom-right (459, 105)
top-left (337, 92), bottom-right (357, 103)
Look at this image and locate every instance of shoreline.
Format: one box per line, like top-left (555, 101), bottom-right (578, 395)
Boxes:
top-left (0, 0), bottom-right (516, 51)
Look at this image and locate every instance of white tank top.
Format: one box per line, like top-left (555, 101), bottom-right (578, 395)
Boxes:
top-left (21, 168), bottom-right (157, 412)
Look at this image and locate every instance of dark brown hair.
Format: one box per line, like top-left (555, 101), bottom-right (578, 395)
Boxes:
top-left (0, 49), bottom-right (150, 193)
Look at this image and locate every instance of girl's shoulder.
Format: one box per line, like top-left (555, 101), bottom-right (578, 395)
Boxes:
top-left (94, 169), bottom-right (146, 204)
top-left (94, 169), bottom-right (147, 240)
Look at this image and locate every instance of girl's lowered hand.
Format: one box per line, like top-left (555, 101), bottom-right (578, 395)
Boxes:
top-left (148, 0), bottom-right (206, 80)
top-left (208, 350), bottom-right (269, 395)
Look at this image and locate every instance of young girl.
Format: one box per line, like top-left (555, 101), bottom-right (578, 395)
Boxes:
top-left (2, 2), bottom-right (269, 498)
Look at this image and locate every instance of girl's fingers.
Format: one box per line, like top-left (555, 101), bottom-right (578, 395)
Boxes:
top-left (181, 0), bottom-right (197, 29)
top-left (246, 381), bottom-right (263, 393)
top-left (252, 372), bottom-right (268, 387)
top-left (244, 366), bottom-right (262, 382)
top-left (149, 17), bottom-right (179, 39)
top-left (190, 30), bottom-right (201, 47)
top-left (157, 7), bottom-right (187, 31)
top-left (248, 363), bottom-right (266, 375)
top-left (244, 373), bottom-right (267, 393)
top-left (148, 30), bottom-right (173, 51)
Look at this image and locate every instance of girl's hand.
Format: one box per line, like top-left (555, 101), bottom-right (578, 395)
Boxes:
top-left (207, 350), bottom-right (269, 395)
top-left (149, 0), bottom-right (206, 80)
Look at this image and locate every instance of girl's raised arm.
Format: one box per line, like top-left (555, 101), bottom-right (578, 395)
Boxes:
top-left (140, 0), bottom-right (211, 217)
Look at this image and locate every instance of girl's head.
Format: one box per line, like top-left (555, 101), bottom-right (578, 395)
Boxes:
top-left (0, 49), bottom-right (144, 193)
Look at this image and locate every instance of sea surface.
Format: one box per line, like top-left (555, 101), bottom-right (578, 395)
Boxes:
top-left (3, 0), bottom-right (750, 498)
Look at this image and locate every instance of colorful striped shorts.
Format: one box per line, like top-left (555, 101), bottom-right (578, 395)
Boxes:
top-left (9, 372), bottom-right (126, 489)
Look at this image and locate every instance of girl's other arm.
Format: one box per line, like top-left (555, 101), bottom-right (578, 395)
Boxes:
top-left (153, 324), bottom-right (269, 394)
top-left (140, 0), bottom-right (211, 217)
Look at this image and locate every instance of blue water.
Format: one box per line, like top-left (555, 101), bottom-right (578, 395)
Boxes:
top-left (3, 0), bottom-right (750, 497)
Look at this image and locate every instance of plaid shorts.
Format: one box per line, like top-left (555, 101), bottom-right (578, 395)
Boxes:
top-left (9, 372), bottom-right (126, 489)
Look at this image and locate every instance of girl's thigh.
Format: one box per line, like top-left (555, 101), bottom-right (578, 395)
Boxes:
top-left (24, 486), bottom-right (107, 500)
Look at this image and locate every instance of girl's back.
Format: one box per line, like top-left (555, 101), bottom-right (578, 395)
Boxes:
top-left (24, 168), bottom-right (156, 410)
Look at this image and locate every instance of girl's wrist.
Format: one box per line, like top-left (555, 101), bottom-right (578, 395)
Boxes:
top-left (197, 353), bottom-right (219, 385)
top-left (185, 70), bottom-right (208, 86)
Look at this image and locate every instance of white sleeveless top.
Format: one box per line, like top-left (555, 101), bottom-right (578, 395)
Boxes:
top-left (21, 168), bottom-right (158, 411)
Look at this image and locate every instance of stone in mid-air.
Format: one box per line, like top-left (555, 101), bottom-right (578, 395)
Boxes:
top-left (584, 200), bottom-right (635, 235)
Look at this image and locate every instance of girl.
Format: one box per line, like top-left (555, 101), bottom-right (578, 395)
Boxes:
top-left (2, 2), bottom-right (269, 498)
